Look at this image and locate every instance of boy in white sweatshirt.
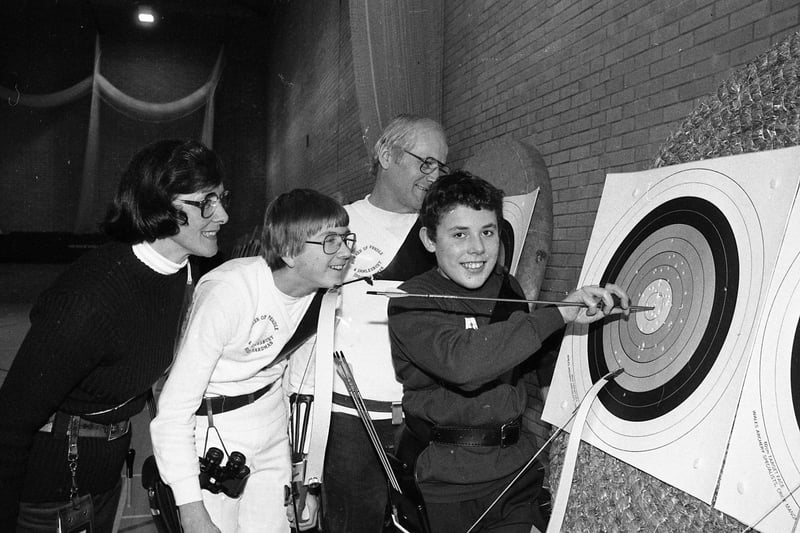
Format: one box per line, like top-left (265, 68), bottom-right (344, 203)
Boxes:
top-left (151, 189), bottom-right (355, 532)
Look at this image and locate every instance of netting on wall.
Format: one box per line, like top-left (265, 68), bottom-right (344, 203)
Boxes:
top-left (654, 31), bottom-right (800, 168)
top-left (0, 36), bottom-right (223, 233)
top-left (349, 0), bottom-right (443, 156)
top-left (548, 30), bottom-right (800, 533)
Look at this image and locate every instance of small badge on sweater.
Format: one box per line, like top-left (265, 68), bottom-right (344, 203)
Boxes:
top-left (464, 317), bottom-right (478, 330)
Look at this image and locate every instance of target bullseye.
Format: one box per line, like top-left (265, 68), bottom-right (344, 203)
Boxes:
top-left (636, 279), bottom-right (672, 333)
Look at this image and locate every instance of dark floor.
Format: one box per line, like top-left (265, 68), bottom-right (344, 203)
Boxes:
top-left (0, 262), bottom-right (158, 532)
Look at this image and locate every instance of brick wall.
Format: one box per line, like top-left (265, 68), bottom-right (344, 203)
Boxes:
top-left (441, 0), bottom-right (800, 301)
top-left (265, 0), bottom-right (800, 301)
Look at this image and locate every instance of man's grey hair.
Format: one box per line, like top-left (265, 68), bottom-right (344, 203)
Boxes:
top-left (370, 114), bottom-right (446, 178)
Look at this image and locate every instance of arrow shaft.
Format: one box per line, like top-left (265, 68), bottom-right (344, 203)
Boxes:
top-left (366, 290), bottom-right (654, 312)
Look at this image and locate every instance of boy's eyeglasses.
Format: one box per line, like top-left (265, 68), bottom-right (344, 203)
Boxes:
top-left (178, 190), bottom-right (231, 218)
top-left (305, 232), bottom-right (357, 255)
top-left (403, 150), bottom-right (451, 176)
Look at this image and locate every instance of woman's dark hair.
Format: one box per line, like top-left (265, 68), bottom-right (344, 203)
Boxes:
top-left (102, 139), bottom-right (225, 243)
top-left (420, 170), bottom-right (504, 241)
top-left (261, 189), bottom-right (349, 270)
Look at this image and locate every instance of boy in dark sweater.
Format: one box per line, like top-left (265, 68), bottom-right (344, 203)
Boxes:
top-left (387, 171), bottom-right (629, 532)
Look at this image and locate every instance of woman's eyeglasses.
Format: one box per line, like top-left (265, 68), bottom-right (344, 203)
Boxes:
top-left (305, 232), bottom-right (357, 254)
top-left (178, 190), bottom-right (231, 218)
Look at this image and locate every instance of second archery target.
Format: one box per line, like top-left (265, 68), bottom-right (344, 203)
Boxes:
top-left (716, 197), bottom-right (800, 532)
top-left (542, 146), bottom-right (800, 504)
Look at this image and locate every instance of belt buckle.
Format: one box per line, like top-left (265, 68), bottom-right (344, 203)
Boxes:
top-left (499, 421), bottom-right (516, 448)
top-left (106, 420), bottom-right (130, 441)
top-left (391, 402), bottom-right (403, 425)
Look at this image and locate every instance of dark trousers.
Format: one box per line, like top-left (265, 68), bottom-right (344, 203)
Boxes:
top-left (424, 461), bottom-right (547, 533)
top-left (17, 477), bottom-right (122, 533)
top-left (322, 412), bottom-right (402, 533)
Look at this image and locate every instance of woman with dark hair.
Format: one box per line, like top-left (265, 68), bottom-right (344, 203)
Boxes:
top-left (0, 139), bottom-right (230, 532)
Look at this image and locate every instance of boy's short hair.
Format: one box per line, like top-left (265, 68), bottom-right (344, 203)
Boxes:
top-left (420, 171), bottom-right (504, 241)
top-left (102, 139), bottom-right (225, 243)
top-left (261, 189), bottom-right (349, 269)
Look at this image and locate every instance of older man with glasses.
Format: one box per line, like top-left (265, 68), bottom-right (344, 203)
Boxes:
top-left (322, 114), bottom-right (449, 533)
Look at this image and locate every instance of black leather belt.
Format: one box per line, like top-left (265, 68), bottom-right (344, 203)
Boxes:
top-left (404, 412), bottom-right (521, 448)
top-left (39, 412), bottom-right (131, 441)
top-left (332, 392), bottom-right (395, 413)
top-left (332, 392), bottom-right (404, 424)
top-left (196, 381), bottom-right (274, 416)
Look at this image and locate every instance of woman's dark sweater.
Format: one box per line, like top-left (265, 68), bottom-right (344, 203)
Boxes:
top-left (0, 242), bottom-right (187, 528)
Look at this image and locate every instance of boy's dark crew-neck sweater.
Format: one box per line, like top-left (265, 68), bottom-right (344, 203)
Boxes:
top-left (388, 267), bottom-right (565, 503)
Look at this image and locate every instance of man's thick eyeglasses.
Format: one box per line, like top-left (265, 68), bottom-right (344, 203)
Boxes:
top-left (178, 190), bottom-right (231, 218)
top-left (403, 150), bottom-right (451, 176)
top-left (305, 232), bottom-right (357, 255)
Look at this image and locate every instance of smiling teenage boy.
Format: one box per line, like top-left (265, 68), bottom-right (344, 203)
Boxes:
top-left (387, 172), bottom-right (629, 532)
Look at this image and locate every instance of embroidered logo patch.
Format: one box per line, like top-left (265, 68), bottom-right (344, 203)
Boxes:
top-left (352, 245), bottom-right (385, 276)
top-left (246, 314), bottom-right (280, 354)
top-left (465, 317), bottom-right (478, 330)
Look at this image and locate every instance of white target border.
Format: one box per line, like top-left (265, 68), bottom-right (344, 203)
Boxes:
top-left (542, 146), bottom-right (800, 504)
top-left (580, 171), bottom-right (763, 449)
top-left (716, 194), bottom-right (800, 530)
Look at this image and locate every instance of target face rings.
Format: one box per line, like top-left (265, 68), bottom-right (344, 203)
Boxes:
top-left (573, 169), bottom-right (765, 452)
top-left (589, 197), bottom-right (739, 421)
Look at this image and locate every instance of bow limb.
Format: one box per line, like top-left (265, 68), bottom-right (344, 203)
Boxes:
top-left (286, 289), bottom-right (339, 529)
top-left (545, 368), bottom-right (622, 533)
top-left (303, 288), bottom-right (339, 485)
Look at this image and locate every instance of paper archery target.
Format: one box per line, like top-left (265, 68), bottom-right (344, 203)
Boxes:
top-left (588, 197), bottom-right (738, 422)
top-left (563, 170), bottom-right (766, 456)
top-left (542, 147), bottom-right (800, 504)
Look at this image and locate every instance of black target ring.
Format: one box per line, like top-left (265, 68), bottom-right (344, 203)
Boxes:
top-left (587, 197), bottom-right (739, 421)
top-left (791, 316), bottom-right (800, 432)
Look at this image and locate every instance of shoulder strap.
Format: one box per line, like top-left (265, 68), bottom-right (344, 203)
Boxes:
top-left (262, 289), bottom-right (326, 371)
top-left (374, 218), bottom-right (436, 282)
top-left (280, 289), bottom-right (326, 359)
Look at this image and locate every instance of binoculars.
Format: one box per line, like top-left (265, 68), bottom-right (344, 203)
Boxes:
top-left (199, 447), bottom-right (250, 498)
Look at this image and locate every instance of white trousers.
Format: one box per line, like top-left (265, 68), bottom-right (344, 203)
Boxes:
top-left (194, 385), bottom-right (291, 533)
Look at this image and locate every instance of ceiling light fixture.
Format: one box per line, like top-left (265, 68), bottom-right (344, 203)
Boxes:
top-left (137, 6), bottom-right (155, 24)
